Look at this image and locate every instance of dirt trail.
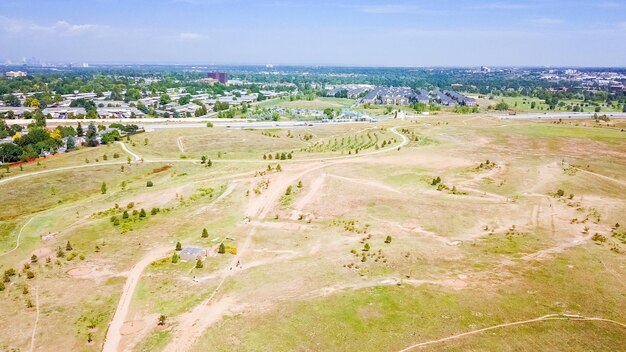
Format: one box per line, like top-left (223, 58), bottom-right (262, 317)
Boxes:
top-left (0, 217), bottom-right (34, 257)
top-left (327, 174), bottom-right (401, 194)
top-left (116, 141), bottom-right (142, 162)
top-left (397, 314), bottom-right (626, 351)
top-left (102, 246), bottom-right (171, 352)
top-left (176, 136), bottom-right (186, 153)
top-left (29, 286), bottom-right (39, 352)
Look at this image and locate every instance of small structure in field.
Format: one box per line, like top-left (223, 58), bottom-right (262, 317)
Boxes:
top-left (179, 246), bottom-right (208, 261)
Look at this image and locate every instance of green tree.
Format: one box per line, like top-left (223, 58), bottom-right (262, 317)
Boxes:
top-left (147, 180), bottom-right (153, 187)
top-left (385, 235), bottom-right (392, 244)
top-left (139, 209), bottom-right (146, 218)
top-left (285, 185), bottom-right (292, 195)
top-left (175, 242), bottom-right (182, 251)
top-left (201, 228), bottom-right (209, 238)
top-left (158, 314), bottom-right (167, 326)
top-left (101, 182), bottom-right (107, 194)
top-left (171, 253), bottom-right (179, 263)
top-left (218, 243), bottom-right (225, 254)
top-left (195, 259), bottom-right (203, 269)
top-left (364, 243), bottom-right (370, 251)
top-left (66, 241), bottom-right (73, 251)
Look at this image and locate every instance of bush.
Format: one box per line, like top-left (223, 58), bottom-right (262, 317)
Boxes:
top-left (206, 121), bottom-right (213, 128)
top-left (26, 271), bottom-right (35, 279)
top-left (147, 180), bottom-right (154, 187)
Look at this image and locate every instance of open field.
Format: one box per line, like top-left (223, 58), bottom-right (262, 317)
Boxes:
top-left (0, 114), bottom-right (624, 352)
top-left (256, 97), bottom-right (355, 110)
top-left (473, 95), bottom-right (622, 114)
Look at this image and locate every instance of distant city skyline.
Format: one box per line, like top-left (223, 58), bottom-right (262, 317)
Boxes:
top-left (1, 0), bottom-right (626, 67)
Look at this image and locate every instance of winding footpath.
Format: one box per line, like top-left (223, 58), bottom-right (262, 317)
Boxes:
top-left (397, 314), bottom-right (626, 351)
top-left (0, 217), bottom-right (34, 257)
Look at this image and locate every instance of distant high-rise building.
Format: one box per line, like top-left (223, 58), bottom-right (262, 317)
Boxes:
top-left (207, 72), bottom-right (228, 84)
top-left (5, 71), bottom-right (27, 78)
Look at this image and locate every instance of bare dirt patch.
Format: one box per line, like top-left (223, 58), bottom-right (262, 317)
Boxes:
top-left (120, 320), bottom-right (145, 335)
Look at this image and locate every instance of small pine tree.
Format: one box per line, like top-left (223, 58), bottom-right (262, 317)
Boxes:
top-left (364, 243), bottom-right (370, 251)
top-left (297, 180), bottom-right (303, 188)
top-left (285, 186), bottom-right (292, 196)
top-left (385, 235), bottom-right (392, 244)
top-left (26, 271), bottom-right (35, 279)
top-left (122, 211), bottom-right (129, 219)
top-left (201, 228), bottom-right (209, 238)
top-left (175, 242), bottom-right (182, 251)
top-left (31, 254), bottom-right (38, 263)
top-left (66, 241), bottom-right (73, 251)
top-left (158, 314), bottom-right (167, 325)
top-left (171, 253), bottom-right (179, 263)
top-left (276, 164), bottom-right (282, 172)
top-left (147, 180), bottom-right (153, 187)
top-left (218, 243), bottom-right (225, 254)
top-left (201, 156), bottom-right (207, 164)
top-left (139, 209), bottom-right (146, 218)
top-left (195, 259), bottom-right (204, 269)
top-left (0, 281), bottom-right (5, 291)
top-left (207, 159), bottom-right (212, 167)
top-left (101, 182), bottom-right (107, 194)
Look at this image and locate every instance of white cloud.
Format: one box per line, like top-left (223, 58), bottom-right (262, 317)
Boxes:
top-left (530, 17), bottom-right (564, 25)
top-left (472, 2), bottom-right (540, 10)
top-left (0, 16), bottom-right (105, 34)
top-left (596, 2), bottom-right (624, 8)
top-left (354, 4), bottom-right (444, 15)
top-left (179, 32), bottom-right (206, 40)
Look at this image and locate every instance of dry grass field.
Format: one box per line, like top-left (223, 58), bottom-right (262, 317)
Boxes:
top-left (0, 114), bottom-right (624, 352)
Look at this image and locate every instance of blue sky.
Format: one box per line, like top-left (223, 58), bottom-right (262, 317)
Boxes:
top-left (1, 0), bottom-right (625, 66)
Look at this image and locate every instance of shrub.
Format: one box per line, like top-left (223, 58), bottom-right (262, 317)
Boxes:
top-left (147, 180), bottom-right (154, 187)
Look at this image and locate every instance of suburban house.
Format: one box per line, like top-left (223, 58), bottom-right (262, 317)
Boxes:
top-left (362, 87), bottom-right (418, 105)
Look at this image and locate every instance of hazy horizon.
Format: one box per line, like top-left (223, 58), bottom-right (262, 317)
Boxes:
top-left (1, 0), bottom-right (626, 67)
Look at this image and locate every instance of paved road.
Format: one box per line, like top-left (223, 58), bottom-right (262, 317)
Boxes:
top-left (101, 246), bottom-right (171, 352)
top-left (496, 112), bottom-right (626, 120)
